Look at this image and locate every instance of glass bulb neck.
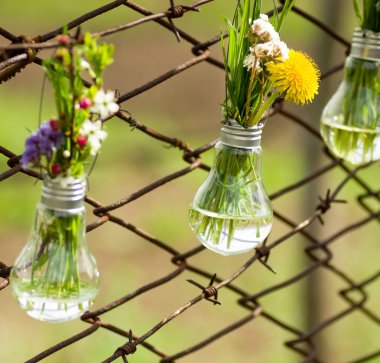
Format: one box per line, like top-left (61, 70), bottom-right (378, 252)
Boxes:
top-left (41, 177), bottom-right (86, 212)
top-left (350, 28), bottom-right (380, 62)
top-left (220, 119), bottom-right (263, 149)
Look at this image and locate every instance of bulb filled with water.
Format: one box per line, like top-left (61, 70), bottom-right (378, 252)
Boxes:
top-left (10, 178), bottom-right (99, 323)
top-left (189, 121), bottom-right (273, 256)
top-left (320, 30), bottom-right (380, 165)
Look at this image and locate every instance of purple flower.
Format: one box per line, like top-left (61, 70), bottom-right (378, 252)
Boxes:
top-left (21, 121), bottom-right (63, 169)
top-left (21, 133), bottom-right (40, 168)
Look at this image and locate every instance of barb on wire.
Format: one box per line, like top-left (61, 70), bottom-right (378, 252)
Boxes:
top-left (167, 1), bottom-right (199, 42)
top-left (187, 273), bottom-right (221, 305)
top-left (113, 330), bottom-right (137, 363)
top-left (315, 188), bottom-right (347, 224)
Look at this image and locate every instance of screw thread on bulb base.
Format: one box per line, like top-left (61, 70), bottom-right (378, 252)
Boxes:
top-left (350, 28), bottom-right (380, 62)
top-left (41, 177), bottom-right (86, 212)
top-left (220, 119), bottom-right (262, 149)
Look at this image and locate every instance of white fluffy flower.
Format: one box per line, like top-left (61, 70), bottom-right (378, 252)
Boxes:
top-left (243, 53), bottom-right (262, 72)
top-left (91, 90), bottom-right (119, 120)
top-left (79, 120), bottom-right (107, 155)
top-left (251, 14), bottom-right (279, 42)
top-left (271, 40), bottom-right (289, 61)
top-left (253, 40), bottom-right (289, 61)
top-left (258, 13), bottom-right (269, 22)
top-left (254, 42), bottom-right (274, 58)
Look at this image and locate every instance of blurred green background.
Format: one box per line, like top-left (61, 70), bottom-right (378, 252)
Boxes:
top-left (1, 1), bottom-right (379, 362)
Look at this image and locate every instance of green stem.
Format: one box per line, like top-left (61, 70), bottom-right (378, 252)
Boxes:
top-left (249, 90), bottom-right (280, 126)
top-left (244, 61), bottom-right (260, 127)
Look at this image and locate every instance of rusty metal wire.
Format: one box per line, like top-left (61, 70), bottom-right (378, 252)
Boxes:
top-left (1, 1), bottom-right (379, 362)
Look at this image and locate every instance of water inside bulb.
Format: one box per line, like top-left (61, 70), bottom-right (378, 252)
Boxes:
top-left (189, 125), bottom-right (273, 256)
top-left (321, 117), bottom-right (380, 165)
top-left (320, 30), bottom-right (380, 165)
top-left (10, 178), bottom-right (100, 323)
top-left (189, 208), bottom-right (272, 256)
top-left (12, 280), bottom-right (98, 323)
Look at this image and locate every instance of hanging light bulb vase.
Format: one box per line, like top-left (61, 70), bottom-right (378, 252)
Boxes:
top-left (11, 177), bottom-right (100, 323)
top-left (8, 33), bottom-right (119, 322)
top-left (190, 0), bottom-right (320, 256)
top-left (321, 29), bottom-right (380, 165)
top-left (189, 120), bottom-right (273, 256)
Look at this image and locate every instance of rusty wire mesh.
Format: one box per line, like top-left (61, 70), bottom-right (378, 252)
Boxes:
top-left (0, 1), bottom-right (379, 362)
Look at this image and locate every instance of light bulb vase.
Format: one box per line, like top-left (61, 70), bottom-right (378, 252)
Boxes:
top-left (321, 29), bottom-right (380, 165)
top-left (189, 120), bottom-right (273, 256)
top-left (10, 177), bottom-right (100, 323)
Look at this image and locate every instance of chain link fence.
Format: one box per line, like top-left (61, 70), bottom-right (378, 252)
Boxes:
top-left (0, 1), bottom-right (379, 362)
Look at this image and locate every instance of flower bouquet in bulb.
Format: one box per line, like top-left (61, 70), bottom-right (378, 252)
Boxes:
top-left (189, 0), bottom-right (320, 256)
top-left (10, 33), bottom-right (119, 322)
top-left (320, 0), bottom-right (380, 165)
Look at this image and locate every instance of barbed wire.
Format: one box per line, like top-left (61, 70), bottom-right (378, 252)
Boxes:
top-left (1, 1), bottom-right (379, 362)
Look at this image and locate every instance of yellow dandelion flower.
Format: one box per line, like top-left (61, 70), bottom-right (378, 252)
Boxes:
top-left (266, 49), bottom-right (320, 105)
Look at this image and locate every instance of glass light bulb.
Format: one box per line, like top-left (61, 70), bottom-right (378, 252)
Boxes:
top-left (189, 121), bottom-right (273, 256)
top-left (10, 178), bottom-right (99, 323)
top-left (320, 29), bottom-right (380, 165)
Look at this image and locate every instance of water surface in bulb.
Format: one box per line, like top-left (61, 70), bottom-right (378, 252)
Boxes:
top-left (321, 118), bottom-right (380, 164)
top-left (12, 280), bottom-right (98, 323)
top-left (189, 207), bottom-right (272, 256)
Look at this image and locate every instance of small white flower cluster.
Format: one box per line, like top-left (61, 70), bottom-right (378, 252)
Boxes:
top-left (79, 120), bottom-right (108, 155)
top-left (244, 14), bottom-right (289, 72)
top-left (91, 90), bottom-right (119, 120)
top-left (251, 14), bottom-right (278, 42)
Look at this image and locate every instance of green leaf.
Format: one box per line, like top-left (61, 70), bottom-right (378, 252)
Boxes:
top-left (352, 0), bottom-right (363, 25)
top-left (276, 0), bottom-right (295, 32)
top-left (362, 0), bottom-right (380, 31)
top-left (252, 0), bottom-right (261, 21)
top-left (84, 32), bottom-right (115, 83)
